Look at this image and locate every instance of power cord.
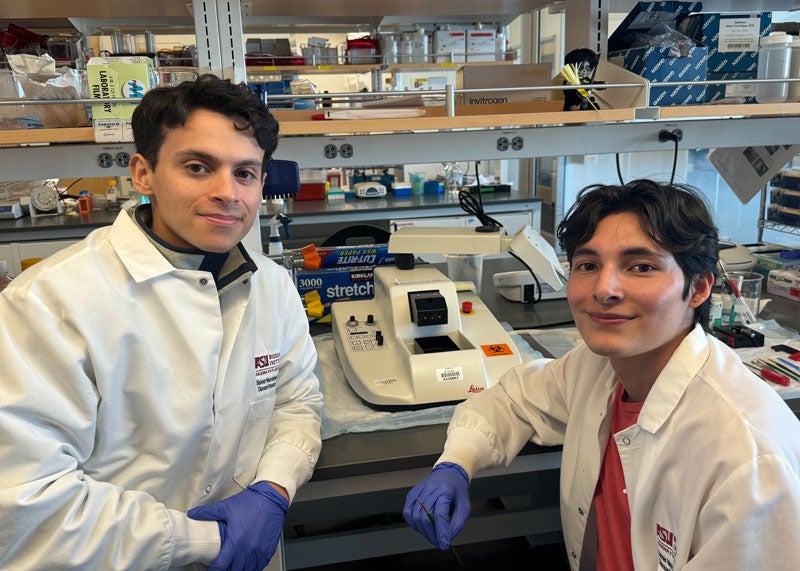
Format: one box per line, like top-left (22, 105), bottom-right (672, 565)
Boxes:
top-left (658, 128), bottom-right (683, 185)
top-left (458, 161), bottom-right (502, 232)
top-left (57, 177), bottom-right (85, 200)
top-left (508, 250), bottom-right (544, 303)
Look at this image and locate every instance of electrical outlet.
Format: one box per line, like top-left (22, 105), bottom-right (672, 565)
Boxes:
top-left (324, 144), bottom-right (338, 159)
top-left (98, 152), bottom-right (113, 168)
top-left (339, 143), bottom-right (354, 159)
top-left (497, 137), bottom-right (509, 152)
top-left (115, 152), bottom-right (130, 167)
top-left (511, 136), bottom-right (524, 151)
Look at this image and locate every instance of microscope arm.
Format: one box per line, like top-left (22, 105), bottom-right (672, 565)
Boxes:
top-left (388, 225), bottom-right (567, 290)
top-left (504, 226), bottom-right (566, 291)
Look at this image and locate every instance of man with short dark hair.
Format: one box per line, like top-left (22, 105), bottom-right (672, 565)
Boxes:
top-left (0, 75), bottom-right (323, 570)
top-left (404, 179), bottom-right (800, 570)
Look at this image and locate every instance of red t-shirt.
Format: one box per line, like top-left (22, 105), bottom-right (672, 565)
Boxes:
top-left (594, 384), bottom-right (644, 571)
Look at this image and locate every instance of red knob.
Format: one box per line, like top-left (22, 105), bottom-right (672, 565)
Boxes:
top-left (462, 301), bottom-right (473, 313)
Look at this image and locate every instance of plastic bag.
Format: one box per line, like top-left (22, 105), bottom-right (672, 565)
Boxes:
top-left (630, 24), bottom-right (694, 58)
top-left (6, 54), bottom-right (90, 128)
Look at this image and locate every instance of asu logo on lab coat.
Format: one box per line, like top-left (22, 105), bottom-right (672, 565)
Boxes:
top-left (656, 523), bottom-right (677, 571)
top-left (254, 352), bottom-right (280, 394)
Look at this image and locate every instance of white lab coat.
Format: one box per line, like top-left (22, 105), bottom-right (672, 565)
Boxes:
top-left (0, 211), bottom-right (323, 570)
top-left (438, 325), bottom-right (800, 570)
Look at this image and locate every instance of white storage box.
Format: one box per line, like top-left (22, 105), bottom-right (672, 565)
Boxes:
top-left (466, 29), bottom-right (496, 62)
top-left (767, 268), bottom-right (800, 301)
top-left (434, 30), bottom-right (466, 63)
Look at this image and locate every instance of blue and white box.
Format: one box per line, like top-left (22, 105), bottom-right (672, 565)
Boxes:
top-left (608, 2), bottom-right (708, 106)
top-left (680, 12), bottom-right (772, 73)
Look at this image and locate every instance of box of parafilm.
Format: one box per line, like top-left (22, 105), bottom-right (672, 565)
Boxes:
top-left (87, 56), bottom-right (156, 142)
top-left (87, 56), bottom-right (156, 121)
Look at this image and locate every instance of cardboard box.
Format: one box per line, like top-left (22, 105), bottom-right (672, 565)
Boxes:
top-left (705, 70), bottom-right (756, 103)
top-left (680, 12), bottom-right (771, 73)
top-left (608, 2), bottom-right (708, 106)
top-left (295, 266), bottom-right (375, 323)
top-left (466, 29), bottom-right (496, 62)
top-left (767, 269), bottom-right (800, 301)
top-left (92, 118), bottom-right (133, 143)
top-left (456, 63), bottom-right (553, 105)
top-left (434, 30), bottom-right (466, 63)
top-left (87, 56), bottom-right (156, 120)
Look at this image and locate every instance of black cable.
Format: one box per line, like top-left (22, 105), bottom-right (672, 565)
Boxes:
top-left (458, 161), bottom-right (502, 231)
top-left (509, 251), bottom-right (542, 303)
top-left (615, 153), bottom-right (625, 185)
top-left (669, 137), bottom-right (678, 185)
top-left (657, 129), bottom-right (682, 185)
top-left (58, 178), bottom-right (85, 200)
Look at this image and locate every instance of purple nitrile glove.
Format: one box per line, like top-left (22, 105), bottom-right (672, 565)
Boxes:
top-left (403, 462), bottom-right (471, 550)
top-left (188, 482), bottom-right (288, 571)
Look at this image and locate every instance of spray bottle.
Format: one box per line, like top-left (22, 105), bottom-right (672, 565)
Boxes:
top-left (266, 212), bottom-right (292, 256)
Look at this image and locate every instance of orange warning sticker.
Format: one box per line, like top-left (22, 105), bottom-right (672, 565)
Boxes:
top-left (481, 343), bottom-right (514, 357)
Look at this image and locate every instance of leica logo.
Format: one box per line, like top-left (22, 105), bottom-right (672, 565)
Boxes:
top-left (468, 384), bottom-right (484, 393)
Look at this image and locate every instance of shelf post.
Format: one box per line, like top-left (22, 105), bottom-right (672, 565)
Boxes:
top-left (192, 0), bottom-right (247, 83)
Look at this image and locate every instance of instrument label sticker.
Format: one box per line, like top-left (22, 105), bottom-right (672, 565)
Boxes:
top-left (436, 367), bottom-right (464, 383)
top-left (481, 343), bottom-right (514, 357)
top-left (373, 377), bottom-right (397, 386)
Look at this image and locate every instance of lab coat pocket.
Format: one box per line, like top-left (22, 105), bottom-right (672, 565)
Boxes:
top-left (233, 395), bottom-right (277, 487)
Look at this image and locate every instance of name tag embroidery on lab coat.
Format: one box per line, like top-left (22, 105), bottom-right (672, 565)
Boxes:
top-left (254, 352), bottom-right (280, 394)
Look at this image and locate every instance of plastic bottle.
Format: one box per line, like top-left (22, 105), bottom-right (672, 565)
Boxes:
top-left (0, 259), bottom-right (12, 292)
top-left (790, 36), bottom-right (800, 102)
top-left (266, 213), bottom-right (291, 256)
top-left (411, 26), bottom-right (428, 64)
top-left (77, 190), bottom-right (93, 215)
top-left (755, 32), bottom-right (793, 104)
top-left (105, 179), bottom-right (120, 211)
top-left (400, 32), bottom-right (417, 64)
top-left (444, 162), bottom-right (464, 196)
top-left (380, 32), bottom-right (397, 65)
top-left (495, 31), bottom-right (506, 61)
